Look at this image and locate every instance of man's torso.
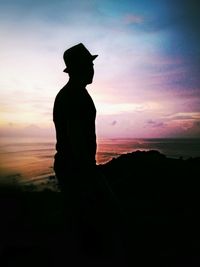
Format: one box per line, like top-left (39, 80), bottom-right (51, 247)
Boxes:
top-left (53, 82), bottom-right (96, 174)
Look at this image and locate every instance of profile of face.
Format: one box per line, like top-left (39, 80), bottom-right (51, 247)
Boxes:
top-left (69, 61), bottom-right (94, 85)
top-left (81, 61), bottom-right (94, 85)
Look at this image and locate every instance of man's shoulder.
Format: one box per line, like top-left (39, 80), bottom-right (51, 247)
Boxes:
top-left (55, 85), bottom-right (72, 101)
top-left (54, 85), bottom-right (83, 110)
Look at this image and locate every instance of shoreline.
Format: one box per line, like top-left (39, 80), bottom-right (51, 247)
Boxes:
top-left (0, 149), bottom-right (199, 192)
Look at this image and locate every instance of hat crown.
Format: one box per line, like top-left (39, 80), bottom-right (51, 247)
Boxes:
top-left (64, 43), bottom-right (91, 60)
top-left (63, 43), bottom-right (97, 73)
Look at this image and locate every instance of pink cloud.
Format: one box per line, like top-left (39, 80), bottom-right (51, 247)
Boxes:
top-left (146, 120), bottom-right (166, 128)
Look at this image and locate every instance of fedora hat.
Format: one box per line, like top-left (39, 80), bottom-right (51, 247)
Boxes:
top-left (63, 43), bottom-right (98, 73)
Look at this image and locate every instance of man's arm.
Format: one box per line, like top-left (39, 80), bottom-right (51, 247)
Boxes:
top-left (67, 111), bottom-right (96, 167)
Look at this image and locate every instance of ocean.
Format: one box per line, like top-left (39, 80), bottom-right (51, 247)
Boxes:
top-left (0, 137), bottom-right (200, 186)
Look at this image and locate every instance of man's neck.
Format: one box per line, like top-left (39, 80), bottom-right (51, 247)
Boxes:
top-left (68, 78), bottom-right (87, 88)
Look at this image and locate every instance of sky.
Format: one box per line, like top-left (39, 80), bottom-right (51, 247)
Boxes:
top-left (0, 0), bottom-right (200, 138)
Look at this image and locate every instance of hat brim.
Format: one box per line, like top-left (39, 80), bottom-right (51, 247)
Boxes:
top-left (92, 55), bottom-right (98, 60)
top-left (63, 54), bottom-right (98, 73)
top-left (63, 68), bottom-right (68, 73)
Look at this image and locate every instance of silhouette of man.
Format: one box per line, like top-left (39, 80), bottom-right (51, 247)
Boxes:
top-left (53, 43), bottom-right (124, 264)
top-left (53, 43), bottom-right (102, 258)
top-left (53, 43), bottom-right (98, 189)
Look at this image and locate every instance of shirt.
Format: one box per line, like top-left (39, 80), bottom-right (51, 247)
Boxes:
top-left (53, 82), bottom-right (97, 173)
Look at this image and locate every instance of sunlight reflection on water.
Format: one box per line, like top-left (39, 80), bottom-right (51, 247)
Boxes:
top-left (0, 137), bottom-right (200, 185)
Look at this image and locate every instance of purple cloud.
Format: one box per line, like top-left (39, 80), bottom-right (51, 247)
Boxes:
top-left (147, 120), bottom-right (165, 128)
top-left (111, 120), bottom-right (117, 126)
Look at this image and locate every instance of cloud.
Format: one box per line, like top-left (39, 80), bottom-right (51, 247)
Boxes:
top-left (164, 112), bottom-right (200, 121)
top-left (169, 115), bottom-right (194, 120)
top-left (124, 14), bottom-right (144, 25)
top-left (111, 120), bottom-right (117, 126)
top-left (156, 1), bottom-right (200, 68)
top-left (96, 102), bottom-right (146, 115)
top-left (0, 124), bottom-right (55, 137)
top-left (170, 120), bottom-right (200, 138)
top-left (146, 119), bottom-right (165, 128)
top-left (184, 120), bottom-right (200, 136)
top-left (0, 0), bottom-right (200, 139)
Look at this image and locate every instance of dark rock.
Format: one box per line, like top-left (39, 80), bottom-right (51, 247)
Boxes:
top-left (0, 150), bottom-right (200, 266)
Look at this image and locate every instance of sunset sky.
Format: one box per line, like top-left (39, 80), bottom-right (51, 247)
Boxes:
top-left (0, 0), bottom-right (200, 138)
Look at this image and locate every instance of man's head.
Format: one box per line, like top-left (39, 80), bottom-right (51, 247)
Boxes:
top-left (63, 43), bottom-right (98, 85)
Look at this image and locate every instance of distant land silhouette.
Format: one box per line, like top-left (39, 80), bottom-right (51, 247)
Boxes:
top-left (0, 150), bottom-right (200, 266)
